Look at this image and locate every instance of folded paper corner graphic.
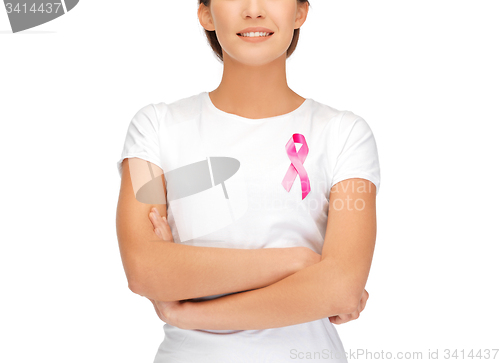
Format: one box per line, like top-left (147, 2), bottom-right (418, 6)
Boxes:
top-left (64, 0), bottom-right (78, 11)
top-left (4, 0), bottom-right (79, 33)
top-left (165, 156), bottom-right (248, 243)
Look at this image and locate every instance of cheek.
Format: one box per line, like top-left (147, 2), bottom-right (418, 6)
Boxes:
top-left (269, 5), bottom-right (298, 39)
top-left (211, 6), bottom-right (238, 43)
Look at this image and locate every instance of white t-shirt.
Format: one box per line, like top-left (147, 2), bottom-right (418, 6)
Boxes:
top-left (117, 91), bottom-right (381, 363)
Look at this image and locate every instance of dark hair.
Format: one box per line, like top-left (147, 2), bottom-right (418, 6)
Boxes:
top-left (198, 0), bottom-right (311, 62)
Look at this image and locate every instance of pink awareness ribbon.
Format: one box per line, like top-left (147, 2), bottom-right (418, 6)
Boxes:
top-left (281, 133), bottom-right (311, 200)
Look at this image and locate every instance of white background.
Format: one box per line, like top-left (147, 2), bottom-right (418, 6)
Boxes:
top-left (1, 0), bottom-right (499, 362)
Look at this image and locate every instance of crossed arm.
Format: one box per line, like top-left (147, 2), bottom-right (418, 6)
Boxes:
top-left (175, 257), bottom-right (359, 330)
top-left (143, 182), bottom-right (376, 331)
top-left (118, 159), bottom-right (376, 331)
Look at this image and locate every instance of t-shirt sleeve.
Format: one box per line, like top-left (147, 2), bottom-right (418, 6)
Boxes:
top-left (330, 113), bottom-right (381, 195)
top-left (116, 104), bottom-right (163, 178)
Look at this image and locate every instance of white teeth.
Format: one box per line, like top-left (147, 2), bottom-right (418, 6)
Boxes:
top-left (239, 32), bottom-right (272, 37)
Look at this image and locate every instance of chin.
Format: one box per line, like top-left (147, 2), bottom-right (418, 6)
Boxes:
top-left (228, 50), bottom-right (285, 66)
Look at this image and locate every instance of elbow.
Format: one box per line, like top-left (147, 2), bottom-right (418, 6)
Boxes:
top-left (123, 247), bottom-right (180, 301)
top-left (329, 294), bottom-right (360, 315)
top-left (127, 268), bottom-right (176, 301)
top-left (343, 295), bottom-right (362, 314)
top-left (321, 261), bottom-right (366, 315)
top-left (127, 268), bottom-right (148, 296)
top-left (332, 288), bottom-right (366, 315)
top-left (123, 259), bottom-right (149, 296)
top-left (128, 278), bottom-right (146, 297)
top-left (322, 280), bottom-right (359, 315)
top-left (124, 260), bottom-right (151, 297)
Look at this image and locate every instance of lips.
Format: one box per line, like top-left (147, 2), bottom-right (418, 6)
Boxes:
top-left (237, 27), bottom-right (274, 35)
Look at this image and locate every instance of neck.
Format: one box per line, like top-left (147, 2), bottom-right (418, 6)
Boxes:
top-left (209, 53), bottom-right (305, 119)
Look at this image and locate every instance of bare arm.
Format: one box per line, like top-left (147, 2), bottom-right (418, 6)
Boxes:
top-left (134, 242), bottom-right (307, 302)
top-left (173, 178), bottom-right (377, 330)
top-left (117, 158), bottom-right (311, 302)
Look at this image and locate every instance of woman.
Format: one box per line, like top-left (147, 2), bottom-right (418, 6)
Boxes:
top-left (116, 0), bottom-right (380, 362)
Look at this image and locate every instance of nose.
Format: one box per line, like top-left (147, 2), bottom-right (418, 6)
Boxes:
top-left (241, 0), bottom-right (266, 19)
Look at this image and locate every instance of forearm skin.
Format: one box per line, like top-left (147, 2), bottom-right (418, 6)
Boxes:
top-left (179, 258), bottom-right (356, 330)
top-left (131, 242), bottom-right (303, 302)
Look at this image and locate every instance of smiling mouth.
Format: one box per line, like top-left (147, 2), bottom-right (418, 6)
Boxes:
top-left (237, 32), bottom-right (274, 38)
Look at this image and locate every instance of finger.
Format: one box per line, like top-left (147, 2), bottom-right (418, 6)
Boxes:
top-left (151, 212), bottom-right (174, 243)
top-left (158, 215), bottom-right (169, 229)
top-left (149, 298), bottom-right (163, 318)
top-left (156, 216), bottom-right (172, 240)
top-left (359, 293), bottom-right (368, 312)
top-left (155, 228), bottom-right (164, 240)
top-left (157, 215), bottom-right (168, 228)
top-left (150, 210), bottom-right (167, 230)
top-left (331, 314), bottom-right (348, 325)
top-left (153, 208), bottom-right (166, 222)
top-left (360, 297), bottom-right (367, 312)
top-left (149, 211), bottom-right (166, 240)
top-left (150, 208), bottom-right (165, 225)
top-left (161, 217), bottom-right (173, 236)
top-left (333, 316), bottom-right (347, 325)
top-left (149, 212), bottom-right (160, 227)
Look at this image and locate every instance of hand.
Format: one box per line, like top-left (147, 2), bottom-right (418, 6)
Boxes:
top-left (295, 248), bottom-right (368, 325)
top-left (149, 207), bottom-right (174, 242)
top-left (329, 289), bottom-right (369, 325)
top-left (146, 207), bottom-right (180, 325)
top-left (146, 297), bottom-right (184, 327)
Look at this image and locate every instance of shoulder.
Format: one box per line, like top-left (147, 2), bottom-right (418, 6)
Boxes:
top-left (149, 92), bottom-right (205, 126)
top-left (307, 98), bottom-right (365, 127)
top-left (307, 99), bottom-right (371, 142)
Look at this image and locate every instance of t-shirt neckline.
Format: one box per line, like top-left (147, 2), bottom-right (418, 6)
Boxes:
top-left (202, 91), bottom-right (311, 124)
